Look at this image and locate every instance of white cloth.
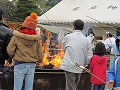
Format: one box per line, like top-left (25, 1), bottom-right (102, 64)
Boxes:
top-left (87, 34), bottom-right (94, 44)
top-left (60, 30), bottom-right (93, 73)
top-left (103, 37), bottom-right (116, 49)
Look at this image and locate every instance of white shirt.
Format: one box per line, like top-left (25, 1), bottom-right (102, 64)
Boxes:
top-left (87, 34), bottom-right (94, 44)
top-left (103, 37), bottom-right (116, 49)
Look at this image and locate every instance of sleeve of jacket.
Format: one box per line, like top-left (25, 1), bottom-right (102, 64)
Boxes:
top-left (7, 36), bottom-right (17, 58)
top-left (107, 60), bottom-right (115, 81)
top-left (61, 35), bottom-right (68, 51)
top-left (4, 31), bottom-right (13, 60)
top-left (38, 41), bottom-right (44, 62)
top-left (85, 44), bottom-right (93, 65)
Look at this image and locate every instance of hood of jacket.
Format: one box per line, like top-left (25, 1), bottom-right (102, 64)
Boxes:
top-left (13, 30), bottom-right (40, 47)
top-left (93, 55), bottom-right (107, 64)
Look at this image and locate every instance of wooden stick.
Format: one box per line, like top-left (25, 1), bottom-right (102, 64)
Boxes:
top-left (75, 63), bottom-right (115, 90)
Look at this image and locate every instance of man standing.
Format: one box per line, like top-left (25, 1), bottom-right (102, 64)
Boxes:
top-left (60, 19), bottom-right (93, 90)
top-left (0, 8), bottom-right (13, 68)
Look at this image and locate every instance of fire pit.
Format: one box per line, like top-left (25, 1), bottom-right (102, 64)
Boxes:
top-left (35, 45), bottom-right (91, 90)
top-left (0, 68), bottom-right (91, 90)
top-left (34, 68), bottom-right (92, 90)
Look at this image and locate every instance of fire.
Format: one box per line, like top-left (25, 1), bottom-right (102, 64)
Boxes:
top-left (39, 41), bottom-right (64, 68)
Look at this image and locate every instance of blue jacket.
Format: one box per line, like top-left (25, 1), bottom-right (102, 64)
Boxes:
top-left (107, 36), bottom-right (120, 87)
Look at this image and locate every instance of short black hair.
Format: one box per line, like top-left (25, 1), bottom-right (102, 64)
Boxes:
top-left (0, 8), bottom-right (4, 20)
top-left (95, 42), bottom-right (106, 56)
top-left (73, 19), bottom-right (84, 30)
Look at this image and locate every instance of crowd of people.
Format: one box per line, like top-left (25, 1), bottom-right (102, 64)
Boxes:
top-left (0, 7), bottom-right (120, 90)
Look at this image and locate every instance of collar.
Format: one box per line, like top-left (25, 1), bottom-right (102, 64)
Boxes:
top-left (73, 30), bottom-right (82, 33)
top-left (13, 30), bottom-right (40, 41)
top-left (0, 21), bottom-right (8, 28)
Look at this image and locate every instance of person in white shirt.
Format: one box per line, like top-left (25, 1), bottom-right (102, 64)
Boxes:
top-left (103, 33), bottom-right (115, 50)
top-left (86, 28), bottom-right (95, 44)
top-left (103, 33), bottom-right (116, 68)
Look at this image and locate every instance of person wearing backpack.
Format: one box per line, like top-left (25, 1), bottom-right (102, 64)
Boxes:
top-left (107, 36), bottom-right (120, 90)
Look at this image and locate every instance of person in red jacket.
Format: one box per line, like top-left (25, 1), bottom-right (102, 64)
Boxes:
top-left (90, 42), bottom-right (108, 90)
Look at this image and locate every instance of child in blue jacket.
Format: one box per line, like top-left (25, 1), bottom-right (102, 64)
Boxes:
top-left (107, 36), bottom-right (120, 90)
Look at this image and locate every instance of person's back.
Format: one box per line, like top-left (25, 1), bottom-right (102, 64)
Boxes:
top-left (61, 30), bottom-right (91, 73)
top-left (60, 19), bottom-right (93, 90)
top-left (0, 8), bottom-right (12, 66)
top-left (90, 42), bottom-right (108, 90)
top-left (7, 13), bottom-right (44, 90)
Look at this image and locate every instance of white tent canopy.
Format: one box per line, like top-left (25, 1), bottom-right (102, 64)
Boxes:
top-left (38, 0), bottom-right (120, 24)
top-left (38, 24), bottom-right (72, 33)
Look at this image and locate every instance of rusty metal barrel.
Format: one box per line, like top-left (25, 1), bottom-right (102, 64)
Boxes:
top-left (1, 69), bottom-right (92, 90)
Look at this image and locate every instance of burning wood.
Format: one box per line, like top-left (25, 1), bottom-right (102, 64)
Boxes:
top-left (39, 41), bottom-right (64, 69)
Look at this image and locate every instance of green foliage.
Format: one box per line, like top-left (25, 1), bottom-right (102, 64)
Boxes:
top-left (13, 0), bottom-right (40, 22)
top-left (0, 0), bottom-right (17, 21)
top-left (0, 0), bottom-right (61, 22)
top-left (46, 0), bottom-right (61, 7)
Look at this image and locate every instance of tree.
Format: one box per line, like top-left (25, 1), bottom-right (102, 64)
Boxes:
top-left (0, 0), bottom-right (17, 21)
top-left (46, 0), bottom-right (61, 7)
top-left (0, 0), bottom-right (62, 22)
top-left (13, 0), bottom-right (40, 22)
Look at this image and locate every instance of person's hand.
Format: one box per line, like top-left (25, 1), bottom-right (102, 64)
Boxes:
top-left (114, 87), bottom-right (120, 90)
top-left (36, 62), bottom-right (40, 67)
top-left (4, 60), bottom-right (10, 66)
top-left (107, 80), bottom-right (114, 89)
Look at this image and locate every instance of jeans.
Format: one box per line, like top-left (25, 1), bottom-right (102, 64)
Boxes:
top-left (14, 63), bottom-right (36, 90)
top-left (93, 84), bottom-right (105, 90)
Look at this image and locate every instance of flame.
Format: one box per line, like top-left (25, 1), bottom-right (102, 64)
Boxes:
top-left (39, 40), bottom-right (64, 68)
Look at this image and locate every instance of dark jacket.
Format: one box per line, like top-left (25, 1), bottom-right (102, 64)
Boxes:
top-left (0, 21), bottom-right (13, 65)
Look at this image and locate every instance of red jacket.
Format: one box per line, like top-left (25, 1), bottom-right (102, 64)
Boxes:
top-left (90, 54), bottom-right (108, 84)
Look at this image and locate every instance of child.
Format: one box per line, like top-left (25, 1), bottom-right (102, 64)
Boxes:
top-left (90, 42), bottom-right (108, 90)
top-left (7, 13), bottom-right (44, 90)
top-left (107, 36), bottom-right (120, 90)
